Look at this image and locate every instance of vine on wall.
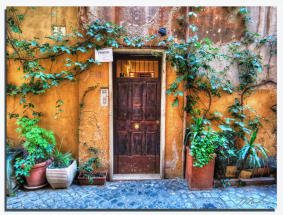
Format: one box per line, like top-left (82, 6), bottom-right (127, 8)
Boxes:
top-left (6, 7), bottom-right (277, 155)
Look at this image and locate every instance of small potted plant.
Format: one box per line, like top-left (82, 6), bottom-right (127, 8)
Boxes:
top-left (185, 112), bottom-right (232, 190)
top-left (77, 143), bottom-right (107, 185)
top-left (214, 130), bottom-right (239, 187)
top-left (238, 128), bottom-right (268, 179)
top-left (14, 117), bottom-right (56, 189)
top-left (46, 149), bottom-right (77, 189)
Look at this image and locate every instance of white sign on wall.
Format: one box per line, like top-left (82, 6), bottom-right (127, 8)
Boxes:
top-left (95, 48), bottom-right (113, 62)
top-left (100, 87), bottom-right (109, 107)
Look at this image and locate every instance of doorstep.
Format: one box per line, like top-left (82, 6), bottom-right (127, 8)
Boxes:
top-left (112, 174), bottom-right (161, 181)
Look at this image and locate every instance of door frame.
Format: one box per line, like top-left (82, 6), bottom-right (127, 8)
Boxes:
top-left (109, 49), bottom-right (166, 181)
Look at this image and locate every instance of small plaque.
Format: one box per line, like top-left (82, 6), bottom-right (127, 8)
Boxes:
top-left (95, 48), bottom-right (113, 62)
top-left (100, 88), bottom-right (108, 107)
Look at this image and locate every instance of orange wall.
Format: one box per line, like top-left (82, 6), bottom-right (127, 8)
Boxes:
top-left (6, 7), bottom-right (277, 178)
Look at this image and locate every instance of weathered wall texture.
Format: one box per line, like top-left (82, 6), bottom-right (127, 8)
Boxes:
top-left (6, 7), bottom-right (277, 179)
top-left (6, 7), bottom-right (80, 158)
top-left (164, 63), bottom-right (184, 178)
top-left (77, 51), bottom-right (110, 170)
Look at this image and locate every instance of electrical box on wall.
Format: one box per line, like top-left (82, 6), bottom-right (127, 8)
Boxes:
top-left (100, 87), bottom-right (109, 107)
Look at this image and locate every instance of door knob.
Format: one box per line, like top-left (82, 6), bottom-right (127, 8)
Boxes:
top-left (156, 120), bottom-right (160, 124)
top-left (134, 123), bottom-right (139, 129)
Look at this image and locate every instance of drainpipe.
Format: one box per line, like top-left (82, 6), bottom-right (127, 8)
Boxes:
top-left (182, 6), bottom-right (190, 179)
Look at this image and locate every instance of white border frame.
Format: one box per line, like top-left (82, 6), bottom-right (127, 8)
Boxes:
top-left (109, 49), bottom-right (166, 181)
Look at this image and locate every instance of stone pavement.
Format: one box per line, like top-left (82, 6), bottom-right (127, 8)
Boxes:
top-left (6, 179), bottom-right (276, 210)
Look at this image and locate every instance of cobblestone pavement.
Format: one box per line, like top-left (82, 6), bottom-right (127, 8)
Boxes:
top-left (6, 179), bottom-right (276, 210)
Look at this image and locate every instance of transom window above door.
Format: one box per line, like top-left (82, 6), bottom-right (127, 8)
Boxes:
top-left (116, 59), bottom-right (159, 78)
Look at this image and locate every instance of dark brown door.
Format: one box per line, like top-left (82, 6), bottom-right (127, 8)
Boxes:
top-left (113, 55), bottom-right (161, 174)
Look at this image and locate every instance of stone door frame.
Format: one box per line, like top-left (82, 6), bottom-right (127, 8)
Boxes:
top-left (109, 48), bottom-right (166, 181)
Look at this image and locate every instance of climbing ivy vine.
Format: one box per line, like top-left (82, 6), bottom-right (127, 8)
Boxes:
top-left (6, 7), bottom-right (277, 153)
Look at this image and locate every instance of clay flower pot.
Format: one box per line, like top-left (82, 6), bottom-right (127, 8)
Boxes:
top-left (78, 171), bottom-right (107, 185)
top-left (25, 160), bottom-right (51, 188)
top-left (46, 160), bottom-right (77, 189)
top-left (186, 147), bottom-right (216, 190)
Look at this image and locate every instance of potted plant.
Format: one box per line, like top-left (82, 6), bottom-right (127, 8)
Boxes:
top-left (77, 143), bottom-right (107, 185)
top-left (46, 149), bottom-right (77, 189)
top-left (185, 113), bottom-right (232, 190)
top-left (238, 128), bottom-right (268, 179)
top-left (14, 117), bottom-right (56, 189)
top-left (214, 130), bottom-right (239, 187)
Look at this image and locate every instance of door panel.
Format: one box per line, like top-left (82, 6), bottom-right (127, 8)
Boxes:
top-left (131, 132), bottom-right (143, 155)
top-left (116, 131), bottom-right (130, 155)
top-left (114, 55), bottom-right (161, 174)
top-left (145, 82), bottom-right (158, 121)
top-left (131, 82), bottom-right (143, 121)
top-left (117, 82), bottom-right (129, 120)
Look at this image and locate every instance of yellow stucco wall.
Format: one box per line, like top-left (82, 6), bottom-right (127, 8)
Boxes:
top-left (6, 7), bottom-right (277, 179)
top-left (6, 7), bottom-right (80, 158)
top-left (165, 63), bottom-right (184, 178)
top-left (188, 88), bottom-right (277, 157)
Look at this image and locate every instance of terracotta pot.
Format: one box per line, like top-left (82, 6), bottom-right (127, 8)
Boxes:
top-left (78, 171), bottom-right (107, 185)
top-left (186, 147), bottom-right (216, 190)
top-left (25, 160), bottom-right (49, 187)
top-left (225, 166), bottom-right (237, 178)
top-left (46, 160), bottom-right (77, 189)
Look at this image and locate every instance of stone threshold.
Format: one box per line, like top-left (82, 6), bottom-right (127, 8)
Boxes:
top-left (112, 174), bottom-right (161, 181)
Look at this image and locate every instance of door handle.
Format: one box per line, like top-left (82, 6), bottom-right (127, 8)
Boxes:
top-left (134, 123), bottom-right (140, 129)
top-left (156, 120), bottom-right (160, 125)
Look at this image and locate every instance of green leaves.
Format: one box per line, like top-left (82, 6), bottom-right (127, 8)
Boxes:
top-left (14, 117), bottom-right (57, 182)
top-left (219, 125), bottom-right (233, 132)
top-left (239, 8), bottom-right (248, 15)
top-left (172, 97), bottom-right (179, 107)
top-left (189, 24), bottom-right (198, 32)
top-left (188, 11), bottom-right (197, 17)
top-left (17, 14), bottom-right (24, 20)
top-left (78, 143), bottom-right (101, 173)
top-left (49, 149), bottom-right (73, 169)
top-left (214, 111), bottom-right (223, 117)
top-left (40, 47), bottom-right (46, 53)
top-left (238, 128), bottom-right (268, 170)
top-left (185, 112), bottom-right (232, 167)
top-left (54, 99), bottom-right (64, 119)
top-left (75, 31), bottom-right (84, 38)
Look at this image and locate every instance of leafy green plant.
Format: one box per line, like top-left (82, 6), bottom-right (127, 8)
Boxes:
top-left (185, 110), bottom-right (235, 167)
top-left (238, 128), bottom-right (268, 170)
top-left (14, 117), bottom-right (56, 183)
top-left (78, 143), bottom-right (102, 184)
top-left (48, 149), bottom-right (73, 169)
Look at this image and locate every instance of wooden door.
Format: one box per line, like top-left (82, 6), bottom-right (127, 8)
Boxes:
top-left (113, 55), bottom-right (161, 174)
